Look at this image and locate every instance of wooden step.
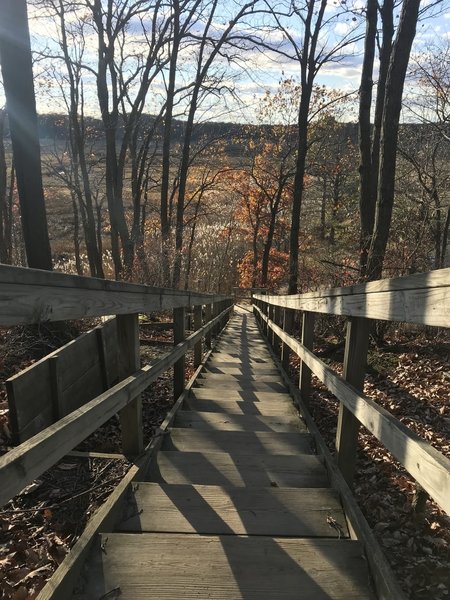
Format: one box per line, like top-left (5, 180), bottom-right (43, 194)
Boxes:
top-left (194, 380), bottom-right (287, 392)
top-left (174, 410), bottom-right (305, 433)
top-left (210, 354), bottom-right (268, 364)
top-left (183, 398), bottom-right (298, 416)
top-left (205, 361), bottom-right (277, 371)
top-left (118, 483), bottom-right (348, 537)
top-left (149, 451), bottom-right (328, 488)
top-left (203, 366), bottom-right (279, 375)
top-left (80, 533), bottom-right (375, 599)
top-left (198, 373), bottom-right (283, 383)
top-left (162, 429), bottom-right (315, 455)
top-left (190, 389), bottom-right (292, 403)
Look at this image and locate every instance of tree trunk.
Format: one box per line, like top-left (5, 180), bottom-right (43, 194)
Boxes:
top-left (367, 0), bottom-right (421, 280)
top-left (0, 0), bottom-right (52, 270)
top-left (358, 0), bottom-right (377, 274)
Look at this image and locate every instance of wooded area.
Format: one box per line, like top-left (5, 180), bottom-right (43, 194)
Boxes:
top-left (0, 0), bottom-right (448, 292)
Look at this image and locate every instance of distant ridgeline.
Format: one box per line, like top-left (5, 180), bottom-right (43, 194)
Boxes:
top-left (33, 113), bottom-right (360, 155)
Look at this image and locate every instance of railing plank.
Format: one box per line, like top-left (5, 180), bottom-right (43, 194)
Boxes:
top-left (0, 305), bottom-right (232, 508)
top-left (0, 265), bottom-right (228, 326)
top-left (336, 317), bottom-right (371, 485)
top-left (254, 305), bottom-right (450, 514)
top-left (299, 312), bottom-right (315, 408)
top-left (117, 313), bottom-right (143, 456)
top-left (254, 268), bottom-right (450, 327)
top-left (173, 307), bottom-right (186, 401)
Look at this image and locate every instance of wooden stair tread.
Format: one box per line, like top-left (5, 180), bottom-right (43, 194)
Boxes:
top-left (207, 361), bottom-right (273, 369)
top-left (174, 410), bottom-right (305, 432)
top-left (194, 380), bottom-right (287, 392)
top-left (117, 483), bottom-right (348, 537)
top-left (162, 428), bottom-right (315, 455)
top-left (149, 450), bottom-right (328, 488)
top-left (199, 373), bottom-right (283, 383)
top-left (183, 398), bottom-right (298, 416)
top-left (79, 533), bottom-right (375, 600)
top-left (203, 366), bottom-right (279, 375)
top-left (190, 389), bottom-right (292, 402)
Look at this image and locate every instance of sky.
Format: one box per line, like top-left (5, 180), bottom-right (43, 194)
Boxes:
top-left (0, 0), bottom-right (449, 124)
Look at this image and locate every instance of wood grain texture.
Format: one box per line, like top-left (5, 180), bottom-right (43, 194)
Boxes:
top-left (256, 306), bottom-right (450, 515)
top-left (77, 533), bottom-right (375, 600)
top-left (0, 306), bottom-right (231, 507)
top-left (162, 428), bottom-right (315, 455)
top-left (37, 334), bottom-right (221, 600)
top-left (118, 483), bottom-right (348, 537)
top-left (190, 389), bottom-right (293, 402)
top-left (265, 344), bottom-right (408, 600)
top-left (175, 410), bottom-right (304, 432)
top-left (182, 398), bottom-right (297, 416)
top-left (0, 264), bottom-right (231, 326)
top-left (151, 450), bottom-right (328, 488)
top-left (254, 268), bottom-right (450, 326)
top-left (6, 319), bottom-right (117, 443)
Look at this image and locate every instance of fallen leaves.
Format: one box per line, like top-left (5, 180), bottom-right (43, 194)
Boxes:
top-left (299, 330), bottom-right (450, 600)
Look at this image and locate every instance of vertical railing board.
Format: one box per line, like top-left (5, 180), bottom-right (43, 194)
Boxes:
top-left (336, 317), bottom-right (371, 485)
top-left (117, 313), bottom-right (143, 456)
top-left (299, 312), bottom-right (315, 408)
top-left (194, 305), bottom-right (203, 368)
top-left (273, 305), bottom-right (282, 357)
top-left (205, 304), bottom-right (212, 349)
top-left (281, 308), bottom-right (294, 372)
top-left (173, 306), bottom-right (186, 400)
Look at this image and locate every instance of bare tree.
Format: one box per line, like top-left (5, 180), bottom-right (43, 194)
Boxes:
top-left (0, 0), bottom-right (52, 270)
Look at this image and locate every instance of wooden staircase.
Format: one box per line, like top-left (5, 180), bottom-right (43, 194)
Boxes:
top-left (76, 308), bottom-right (376, 599)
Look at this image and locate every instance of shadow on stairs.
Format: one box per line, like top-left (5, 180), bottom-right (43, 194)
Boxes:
top-left (75, 309), bottom-right (376, 599)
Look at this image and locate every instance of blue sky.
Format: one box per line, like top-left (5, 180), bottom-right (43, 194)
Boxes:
top-left (0, 0), bottom-right (449, 124)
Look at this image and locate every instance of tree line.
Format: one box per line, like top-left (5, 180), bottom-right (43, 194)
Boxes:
top-left (0, 0), bottom-right (448, 293)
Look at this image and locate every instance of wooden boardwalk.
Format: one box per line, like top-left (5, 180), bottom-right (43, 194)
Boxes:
top-left (76, 308), bottom-right (376, 599)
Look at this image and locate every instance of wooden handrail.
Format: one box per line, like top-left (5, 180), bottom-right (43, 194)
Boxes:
top-left (253, 268), bottom-right (450, 513)
top-left (254, 305), bottom-right (450, 514)
top-left (0, 303), bottom-right (233, 507)
top-left (254, 268), bottom-right (450, 327)
top-left (0, 264), bottom-right (229, 326)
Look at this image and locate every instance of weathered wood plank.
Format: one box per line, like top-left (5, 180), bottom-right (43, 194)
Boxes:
top-left (77, 533), bottom-right (375, 599)
top-left (194, 382), bottom-right (287, 393)
top-left (199, 373), bottom-right (283, 383)
top-left (163, 429), bottom-right (315, 455)
top-left (336, 317), bottom-right (371, 485)
top-left (174, 410), bottom-right (304, 432)
top-left (0, 264), bottom-right (230, 326)
top-left (190, 389), bottom-right (293, 403)
top-left (254, 268), bottom-right (450, 327)
top-left (151, 450), bottom-right (328, 488)
top-left (256, 306), bottom-right (450, 514)
top-left (183, 398), bottom-right (297, 416)
top-left (37, 333), bottom-right (221, 600)
top-left (118, 483), bottom-right (348, 537)
top-left (0, 305), bottom-right (232, 507)
top-left (270, 349), bottom-right (408, 600)
top-left (117, 313), bottom-right (143, 456)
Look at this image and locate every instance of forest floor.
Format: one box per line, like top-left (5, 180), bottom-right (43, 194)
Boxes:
top-left (294, 327), bottom-right (450, 600)
top-left (0, 318), bottom-right (449, 599)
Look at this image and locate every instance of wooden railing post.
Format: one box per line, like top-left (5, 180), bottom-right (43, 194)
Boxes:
top-left (281, 308), bottom-right (294, 371)
top-left (267, 304), bottom-right (274, 346)
top-left (263, 301), bottom-right (269, 337)
top-left (194, 304), bottom-right (203, 368)
top-left (336, 316), bottom-right (370, 485)
top-left (273, 305), bottom-right (282, 357)
top-left (173, 306), bottom-right (186, 401)
top-left (117, 313), bottom-right (143, 456)
top-left (205, 303), bottom-right (212, 349)
top-left (299, 312), bottom-right (315, 408)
